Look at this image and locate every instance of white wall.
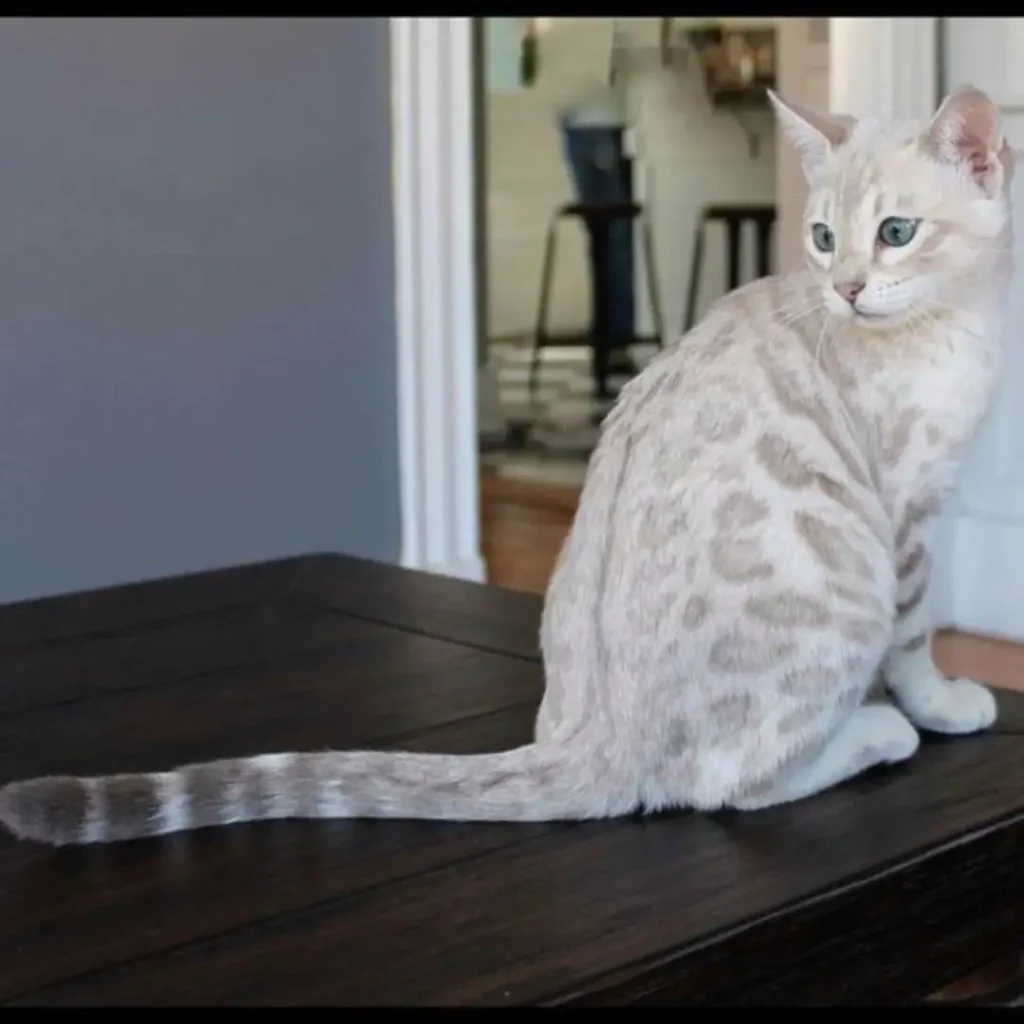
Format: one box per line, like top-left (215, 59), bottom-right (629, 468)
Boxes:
top-left (939, 18), bottom-right (1024, 639)
top-left (485, 17), bottom-right (778, 343)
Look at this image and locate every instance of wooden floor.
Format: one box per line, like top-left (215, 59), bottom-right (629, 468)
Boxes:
top-left (480, 469), bottom-right (581, 596)
top-left (480, 469), bottom-right (1024, 693)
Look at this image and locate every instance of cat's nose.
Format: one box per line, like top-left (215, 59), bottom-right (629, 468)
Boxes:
top-left (834, 280), bottom-right (866, 304)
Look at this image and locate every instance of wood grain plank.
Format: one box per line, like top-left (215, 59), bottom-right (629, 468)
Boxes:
top-left (0, 552), bottom-right (543, 663)
top-left (0, 601), bottom-right (391, 715)
top-left (289, 556), bottom-right (544, 660)
top-left (0, 604), bottom-right (546, 997)
top-left (0, 557), bottom-right (303, 650)
top-left (572, 821), bottom-right (1022, 1006)
top-left (2, 556), bottom-right (1024, 1005)
top-left (0, 637), bottom-right (543, 781)
top-left (13, 731), bottom-right (1023, 1006)
top-left (0, 695), bottom-right (546, 1001)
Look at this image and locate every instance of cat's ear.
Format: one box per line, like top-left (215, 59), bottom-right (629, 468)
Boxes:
top-left (768, 90), bottom-right (854, 178)
top-left (926, 85), bottom-right (1006, 195)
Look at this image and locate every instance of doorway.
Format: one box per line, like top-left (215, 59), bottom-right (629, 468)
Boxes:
top-left (476, 17), bottom-right (822, 593)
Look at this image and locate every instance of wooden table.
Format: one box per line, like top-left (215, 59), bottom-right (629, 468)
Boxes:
top-left (0, 554), bottom-right (1022, 1006)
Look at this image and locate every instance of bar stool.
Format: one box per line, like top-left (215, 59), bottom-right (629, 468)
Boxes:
top-left (530, 201), bottom-right (664, 402)
top-left (682, 204), bottom-right (776, 333)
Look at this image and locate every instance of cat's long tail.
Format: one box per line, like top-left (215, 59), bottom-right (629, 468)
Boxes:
top-left (0, 740), bottom-right (634, 845)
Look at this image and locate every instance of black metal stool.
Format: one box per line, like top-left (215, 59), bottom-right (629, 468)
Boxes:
top-left (682, 204), bottom-right (776, 333)
top-left (530, 201), bottom-right (664, 402)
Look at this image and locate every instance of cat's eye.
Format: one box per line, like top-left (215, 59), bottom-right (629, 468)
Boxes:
top-left (810, 223), bottom-right (835, 253)
top-left (878, 217), bottom-right (920, 248)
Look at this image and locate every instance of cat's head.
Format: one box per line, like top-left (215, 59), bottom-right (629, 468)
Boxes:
top-left (771, 86), bottom-right (1013, 327)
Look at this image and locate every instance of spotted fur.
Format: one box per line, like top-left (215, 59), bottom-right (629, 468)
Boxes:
top-left (0, 87), bottom-right (1014, 845)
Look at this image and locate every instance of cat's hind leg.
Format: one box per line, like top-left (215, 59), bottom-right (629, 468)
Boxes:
top-left (731, 703), bottom-right (919, 811)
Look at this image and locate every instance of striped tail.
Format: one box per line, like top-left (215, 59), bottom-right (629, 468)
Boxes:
top-left (0, 741), bottom-right (634, 846)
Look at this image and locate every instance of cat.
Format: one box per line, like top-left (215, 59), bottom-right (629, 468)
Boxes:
top-left (0, 85), bottom-right (1016, 845)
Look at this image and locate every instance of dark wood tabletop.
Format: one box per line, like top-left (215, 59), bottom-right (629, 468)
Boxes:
top-left (0, 553), bottom-right (1022, 1006)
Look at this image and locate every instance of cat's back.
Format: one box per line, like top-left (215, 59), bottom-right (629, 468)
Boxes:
top-left (615, 270), bottom-right (823, 437)
top-left (603, 268), bottom-right (881, 541)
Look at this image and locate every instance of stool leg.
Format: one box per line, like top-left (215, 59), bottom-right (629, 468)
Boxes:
top-left (683, 222), bottom-right (705, 333)
top-left (590, 218), bottom-right (613, 400)
top-left (530, 220), bottom-right (559, 404)
top-left (757, 219), bottom-right (772, 279)
top-left (641, 218), bottom-right (665, 347)
top-left (726, 216), bottom-right (741, 292)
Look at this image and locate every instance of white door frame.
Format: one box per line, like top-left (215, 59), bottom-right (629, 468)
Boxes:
top-left (390, 17), bottom-right (484, 582)
top-left (389, 16), bottom-right (939, 585)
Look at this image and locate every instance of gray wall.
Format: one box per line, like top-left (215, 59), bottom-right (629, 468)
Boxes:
top-left (0, 18), bottom-right (400, 603)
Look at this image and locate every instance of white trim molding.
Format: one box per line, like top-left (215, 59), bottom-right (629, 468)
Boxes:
top-left (390, 17), bottom-right (485, 583)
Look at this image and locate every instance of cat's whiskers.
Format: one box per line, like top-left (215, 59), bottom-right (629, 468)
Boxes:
top-left (769, 297), bottom-right (823, 343)
top-left (812, 312), bottom-right (832, 370)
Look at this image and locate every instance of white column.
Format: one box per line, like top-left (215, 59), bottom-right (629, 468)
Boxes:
top-left (391, 18), bottom-right (485, 583)
top-left (830, 18), bottom-right (938, 120)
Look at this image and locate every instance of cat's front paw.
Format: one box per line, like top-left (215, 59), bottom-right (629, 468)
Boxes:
top-left (894, 676), bottom-right (998, 735)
